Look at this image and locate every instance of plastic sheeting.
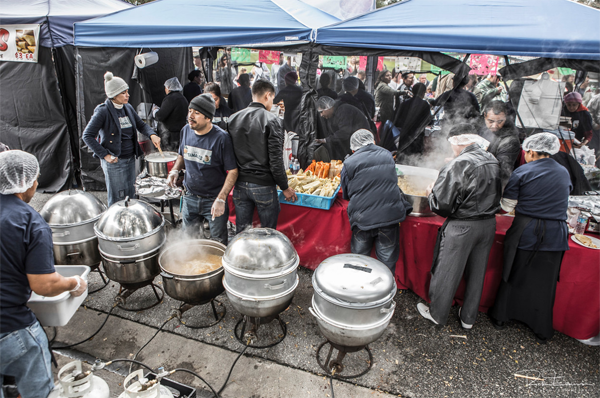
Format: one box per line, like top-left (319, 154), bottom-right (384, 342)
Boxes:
top-left (74, 0), bottom-right (339, 48)
top-left (315, 0), bottom-right (600, 60)
top-left (76, 47), bottom-right (193, 190)
top-left (0, 0), bottom-right (132, 48)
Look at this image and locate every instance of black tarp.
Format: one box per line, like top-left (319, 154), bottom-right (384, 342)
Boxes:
top-left (500, 58), bottom-right (600, 81)
top-left (76, 47), bottom-right (193, 190)
top-left (0, 45), bottom-right (72, 192)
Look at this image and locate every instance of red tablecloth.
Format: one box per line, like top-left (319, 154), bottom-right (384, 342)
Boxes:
top-left (228, 194), bottom-right (600, 340)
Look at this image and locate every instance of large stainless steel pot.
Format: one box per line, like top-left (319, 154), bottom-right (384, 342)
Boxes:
top-left (94, 198), bottom-right (165, 284)
top-left (396, 165), bottom-right (439, 217)
top-left (159, 240), bottom-right (226, 305)
top-left (145, 151), bottom-right (178, 178)
top-left (222, 228), bottom-right (299, 318)
top-left (310, 254), bottom-right (397, 347)
top-left (39, 191), bottom-right (106, 267)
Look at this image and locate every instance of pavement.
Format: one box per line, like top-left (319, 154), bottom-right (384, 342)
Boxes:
top-left (30, 191), bottom-right (599, 398)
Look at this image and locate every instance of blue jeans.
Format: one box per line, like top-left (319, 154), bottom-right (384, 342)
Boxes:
top-left (351, 224), bottom-right (400, 274)
top-left (181, 193), bottom-right (229, 245)
top-left (233, 182), bottom-right (280, 234)
top-left (101, 156), bottom-right (137, 207)
top-left (0, 321), bottom-right (54, 398)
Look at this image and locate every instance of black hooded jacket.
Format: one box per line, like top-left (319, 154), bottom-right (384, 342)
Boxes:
top-left (479, 124), bottom-right (521, 188)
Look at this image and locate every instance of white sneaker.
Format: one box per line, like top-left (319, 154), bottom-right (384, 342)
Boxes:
top-left (458, 307), bottom-right (473, 330)
top-left (417, 303), bottom-right (438, 325)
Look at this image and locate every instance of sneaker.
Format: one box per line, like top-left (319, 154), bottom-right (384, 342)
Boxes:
top-left (458, 307), bottom-right (473, 330)
top-left (417, 303), bottom-right (438, 325)
top-left (489, 315), bottom-right (506, 330)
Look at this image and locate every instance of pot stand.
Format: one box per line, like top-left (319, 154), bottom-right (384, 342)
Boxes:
top-left (88, 264), bottom-right (111, 294)
top-left (234, 315), bottom-right (287, 349)
top-left (175, 299), bottom-right (226, 329)
top-left (316, 341), bottom-right (373, 379)
top-left (116, 281), bottom-right (164, 312)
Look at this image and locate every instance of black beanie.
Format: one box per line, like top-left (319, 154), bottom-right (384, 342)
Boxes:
top-left (189, 93), bottom-right (215, 120)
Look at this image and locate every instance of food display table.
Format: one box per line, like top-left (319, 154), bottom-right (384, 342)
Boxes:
top-left (227, 193), bottom-right (600, 340)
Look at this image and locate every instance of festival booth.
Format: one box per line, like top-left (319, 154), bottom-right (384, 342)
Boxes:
top-left (0, 0), bottom-right (131, 191)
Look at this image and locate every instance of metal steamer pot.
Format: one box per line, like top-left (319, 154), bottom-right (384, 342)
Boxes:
top-left (159, 240), bottom-right (225, 305)
top-left (145, 152), bottom-right (178, 178)
top-left (222, 228), bottom-right (299, 319)
top-left (94, 198), bottom-right (165, 285)
top-left (396, 165), bottom-right (439, 217)
top-left (310, 254), bottom-right (397, 348)
top-left (40, 191), bottom-right (106, 268)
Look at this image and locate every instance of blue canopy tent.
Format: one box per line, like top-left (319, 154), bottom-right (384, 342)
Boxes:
top-left (0, 0), bottom-right (132, 191)
top-left (74, 0), bottom-right (339, 48)
top-left (315, 0), bottom-right (600, 60)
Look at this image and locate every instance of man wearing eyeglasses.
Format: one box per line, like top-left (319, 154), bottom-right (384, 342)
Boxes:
top-left (479, 101), bottom-right (521, 189)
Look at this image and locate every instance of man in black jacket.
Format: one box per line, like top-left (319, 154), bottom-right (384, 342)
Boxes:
top-left (204, 83), bottom-right (232, 131)
top-left (478, 101), bottom-right (521, 189)
top-left (183, 70), bottom-right (203, 103)
top-left (341, 130), bottom-right (412, 273)
top-left (316, 96), bottom-right (371, 161)
top-left (417, 124), bottom-right (501, 330)
top-left (154, 77), bottom-right (189, 151)
top-left (228, 80), bottom-right (297, 233)
top-left (274, 71), bottom-right (303, 133)
top-left (339, 76), bottom-right (375, 120)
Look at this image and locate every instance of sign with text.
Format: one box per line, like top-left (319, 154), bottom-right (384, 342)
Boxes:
top-left (469, 54), bottom-right (499, 76)
top-left (258, 50), bottom-right (280, 64)
top-left (231, 48), bottom-right (251, 63)
top-left (395, 57), bottom-right (422, 73)
top-left (0, 24), bottom-right (40, 63)
top-left (321, 56), bottom-right (347, 70)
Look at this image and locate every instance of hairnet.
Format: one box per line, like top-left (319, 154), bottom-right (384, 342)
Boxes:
top-left (316, 96), bottom-right (336, 111)
top-left (522, 132), bottom-right (560, 155)
top-left (448, 134), bottom-right (490, 150)
top-left (343, 76), bottom-right (359, 92)
top-left (350, 129), bottom-right (375, 151)
top-left (164, 77), bottom-right (183, 92)
top-left (0, 150), bottom-right (40, 195)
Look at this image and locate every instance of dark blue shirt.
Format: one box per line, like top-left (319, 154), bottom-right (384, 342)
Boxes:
top-left (179, 124), bottom-right (237, 197)
top-left (115, 106), bottom-right (135, 158)
top-left (0, 194), bottom-right (55, 333)
top-left (503, 158), bottom-right (572, 251)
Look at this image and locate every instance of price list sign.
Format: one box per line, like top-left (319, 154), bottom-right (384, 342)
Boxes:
top-left (0, 24), bottom-right (40, 63)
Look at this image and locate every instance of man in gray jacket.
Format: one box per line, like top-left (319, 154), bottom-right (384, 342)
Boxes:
top-left (417, 124), bottom-right (501, 330)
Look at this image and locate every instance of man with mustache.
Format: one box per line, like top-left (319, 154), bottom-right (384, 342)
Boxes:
top-left (167, 94), bottom-right (238, 244)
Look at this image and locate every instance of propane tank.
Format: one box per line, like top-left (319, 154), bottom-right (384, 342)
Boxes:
top-left (49, 361), bottom-right (110, 398)
top-left (117, 370), bottom-right (173, 398)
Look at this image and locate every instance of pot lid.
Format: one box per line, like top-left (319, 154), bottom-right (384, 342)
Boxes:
top-left (222, 228), bottom-right (298, 276)
top-left (94, 197), bottom-right (163, 240)
top-left (145, 152), bottom-right (178, 162)
top-left (312, 254), bottom-right (396, 306)
top-left (40, 190), bottom-right (106, 226)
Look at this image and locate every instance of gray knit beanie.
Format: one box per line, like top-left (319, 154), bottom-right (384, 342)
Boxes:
top-left (189, 94), bottom-right (216, 120)
top-left (104, 71), bottom-right (129, 98)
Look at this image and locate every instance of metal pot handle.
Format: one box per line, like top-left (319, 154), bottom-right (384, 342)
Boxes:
top-left (308, 307), bottom-right (322, 321)
top-left (160, 271), bottom-right (173, 279)
top-left (52, 230), bottom-right (71, 237)
top-left (380, 301), bottom-right (396, 314)
top-left (264, 281), bottom-right (286, 290)
top-left (117, 243), bottom-right (140, 252)
top-left (66, 251), bottom-right (81, 257)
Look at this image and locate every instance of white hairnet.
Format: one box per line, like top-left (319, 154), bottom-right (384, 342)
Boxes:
top-left (316, 96), bottom-right (336, 111)
top-left (448, 134), bottom-right (490, 150)
top-left (0, 150), bottom-right (40, 195)
top-left (164, 77), bottom-right (183, 92)
top-left (522, 132), bottom-right (560, 155)
top-left (350, 129), bottom-right (375, 151)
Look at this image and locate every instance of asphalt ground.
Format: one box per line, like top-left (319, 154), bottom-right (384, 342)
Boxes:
top-left (30, 191), bottom-right (599, 398)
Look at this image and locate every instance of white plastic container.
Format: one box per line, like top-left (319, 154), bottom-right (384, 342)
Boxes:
top-left (27, 265), bottom-right (90, 326)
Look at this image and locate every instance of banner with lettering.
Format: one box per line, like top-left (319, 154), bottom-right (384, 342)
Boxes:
top-left (395, 57), bottom-right (422, 73)
top-left (321, 56), bottom-right (347, 70)
top-left (469, 54), bottom-right (499, 76)
top-left (231, 48), bottom-right (251, 63)
top-left (258, 50), bottom-right (280, 64)
top-left (359, 56), bottom-right (384, 71)
top-left (0, 24), bottom-right (40, 63)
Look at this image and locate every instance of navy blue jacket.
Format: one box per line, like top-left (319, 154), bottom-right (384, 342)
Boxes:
top-left (82, 99), bottom-right (156, 159)
top-left (341, 144), bottom-right (412, 230)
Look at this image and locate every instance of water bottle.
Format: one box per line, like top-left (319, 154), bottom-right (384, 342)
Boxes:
top-left (289, 156), bottom-right (295, 174)
top-left (574, 212), bottom-right (589, 235)
top-left (293, 159), bottom-right (300, 174)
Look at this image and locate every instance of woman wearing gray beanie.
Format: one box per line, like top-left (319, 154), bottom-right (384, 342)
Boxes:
top-left (83, 72), bottom-right (161, 206)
